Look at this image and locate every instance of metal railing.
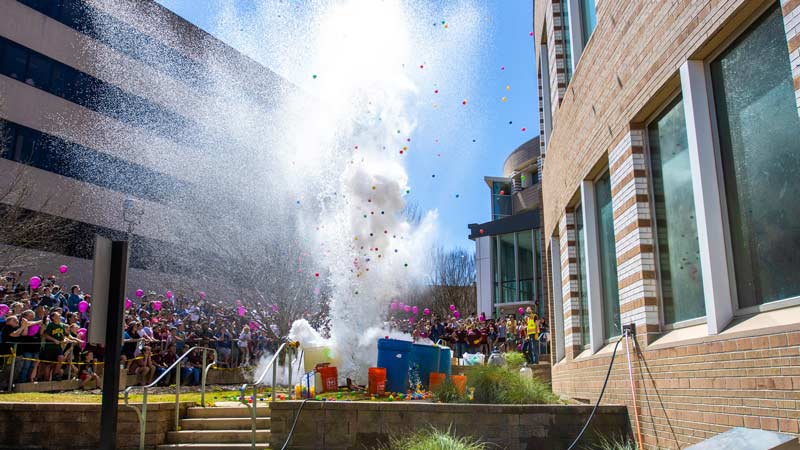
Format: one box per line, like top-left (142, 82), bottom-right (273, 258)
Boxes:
top-left (123, 346), bottom-right (217, 450)
top-left (240, 341), bottom-right (299, 449)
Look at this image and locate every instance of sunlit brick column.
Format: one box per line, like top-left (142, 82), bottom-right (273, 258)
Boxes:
top-left (548, 0), bottom-right (568, 106)
top-left (783, 0), bottom-right (800, 116)
top-left (608, 129), bottom-right (660, 345)
top-left (559, 211), bottom-right (583, 358)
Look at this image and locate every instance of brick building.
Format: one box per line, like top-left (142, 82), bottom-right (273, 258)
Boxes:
top-left (534, 0), bottom-right (800, 447)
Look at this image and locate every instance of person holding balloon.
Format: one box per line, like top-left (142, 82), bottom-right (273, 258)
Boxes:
top-left (15, 310), bottom-right (42, 383)
top-left (40, 311), bottom-right (82, 381)
top-left (67, 285), bottom-right (82, 313)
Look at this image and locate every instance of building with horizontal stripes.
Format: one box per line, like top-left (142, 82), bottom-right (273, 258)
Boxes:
top-left (468, 136), bottom-right (548, 320)
top-left (535, 0), bottom-right (800, 447)
top-left (0, 0), bottom-right (289, 296)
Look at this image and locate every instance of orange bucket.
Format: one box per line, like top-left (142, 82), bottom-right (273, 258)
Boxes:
top-left (317, 366), bottom-right (339, 393)
top-left (368, 367), bottom-right (387, 395)
top-left (429, 372), bottom-right (446, 390)
top-left (451, 375), bottom-right (467, 394)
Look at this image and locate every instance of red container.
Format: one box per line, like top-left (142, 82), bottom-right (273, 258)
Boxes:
top-left (428, 372), bottom-right (446, 391)
top-left (368, 367), bottom-right (387, 395)
top-left (317, 366), bottom-right (339, 393)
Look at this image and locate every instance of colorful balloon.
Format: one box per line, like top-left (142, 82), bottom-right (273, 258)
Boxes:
top-left (0, 304), bottom-right (9, 316)
top-left (78, 300), bottom-right (89, 313)
top-left (78, 328), bottom-right (87, 336)
top-left (29, 276), bottom-right (41, 290)
top-left (28, 324), bottom-right (40, 336)
top-left (58, 265), bottom-right (68, 274)
top-left (165, 290), bottom-right (173, 299)
top-left (135, 289), bottom-right (144, 298)
top-left (453, 311), bottom-right (461, 319)
top-left (238, 306), bottom-right (246, 317)
top-left (199, 291), bottom-right (206, 299)
top-left (390, 302), bottom-right (398, 310)
top-left (404, 305), bottom-right (411, 313)
top-left (449, 304), bottom-right (456, 311)
top-left (412, 306), bottom-right (419, 315)
top-left (518, 307), bottom-right (525, 315)
top-left (152, 301), bottom-right (162, 311)
top-left (423, 308), bottom-right (430, 315)
top-left (409, 317), bottom-right (415, 325)
top-left (125, 298), bottom-right (132, 310)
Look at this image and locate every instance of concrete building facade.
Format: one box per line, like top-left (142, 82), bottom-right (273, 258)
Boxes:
top-left (535, 0), bottom-right (800, 447)
top-left (0, 0), bottom-right (287, 296)
top-left (469, 136), bottom-right (548, 320)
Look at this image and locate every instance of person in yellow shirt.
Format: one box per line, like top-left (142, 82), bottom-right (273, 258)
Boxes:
top-left (525, 307), bottom-right (539, 364)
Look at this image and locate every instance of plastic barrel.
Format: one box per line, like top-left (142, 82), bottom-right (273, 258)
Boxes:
top-left (368, 367), bottom-right (387, 395)
top-left (437, 345), bottom-right (452, 377)
top-left (451, 374), bottom-right (467, 394)
top-left (429, 372), bottom-right (446, 391)
top-left (410, 343), bottom-right (441, 389)
top-left (377, 338), bottom-right (413, 393)
top-left (317, 366), bottom-right (338, 393)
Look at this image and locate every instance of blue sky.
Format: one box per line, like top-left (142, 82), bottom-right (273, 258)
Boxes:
top-left (156, 0), bottom-right (539, 252)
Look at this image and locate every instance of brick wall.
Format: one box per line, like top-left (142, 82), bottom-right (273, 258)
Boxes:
top-left (270, 401), bottom-right (630, 450)
top-left (552, 329), bottom-right (800, 448)
top-left (0, 402), bottom-right (191, 449)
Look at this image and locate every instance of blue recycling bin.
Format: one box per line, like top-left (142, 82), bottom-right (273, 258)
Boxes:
top-left (410, 343), bottom-right (441, 389)
top-left (377, 338), bottom-right (413, 393)
top-left (437, 345), bottom-right (452, 377)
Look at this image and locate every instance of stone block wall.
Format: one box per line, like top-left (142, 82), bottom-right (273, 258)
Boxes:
top-left (270, 402), bottom-right (629, 450)
top-left (0, 402), bottom-right (191, 449)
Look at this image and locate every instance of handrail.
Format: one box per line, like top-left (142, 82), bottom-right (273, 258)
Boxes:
top-left (123, 346), bottom-right (218, 450)
top-left (240, 341), bottom-right (299, 449)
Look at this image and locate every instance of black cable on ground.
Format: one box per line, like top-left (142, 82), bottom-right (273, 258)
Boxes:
top-left (566, 334), bottom-right (625, 450)
top-left (280, 398), bottom-right (312, 450)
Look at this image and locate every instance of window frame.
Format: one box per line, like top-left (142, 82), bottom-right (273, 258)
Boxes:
top-left (573, 202), bottom-right (592, 350)
top-left (702, 1), bottom-right (800, 317)
top-left (591, 168), bottom-right (622, 343)
top-left (642, 88), bottom-right (709, 331)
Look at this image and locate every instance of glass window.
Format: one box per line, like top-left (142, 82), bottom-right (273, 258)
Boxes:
top-left (25, 53), bottom-right (52, 89)
top-left (710, 4), bottom-right (800, 308)
top-left (534, 228), bottom-right (544, 314)
top-left (562, 0), bottom-right (573, 85)
top-left (49, 63), bottom-right (77, 98)
top-left (580, 0), bottom-right (597, 45)
top-left (1, 42), bottom-right (28, 81)
top-left (648, 97), bottom-right (705, 323)
top-left (518, 231), bottom-right (534, 303)
top-left (492, 182), bottom-right (512, 220)
top-left (595, 171), bottom-right (621, 338)
top-left (492, 237), bottom-right (499, 303)
top-left (500, 233), bottom-right (517, 303)
top-left (575, 205), bottom-right (590, 347)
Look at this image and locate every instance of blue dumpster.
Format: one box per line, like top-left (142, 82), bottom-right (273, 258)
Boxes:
top-left (377, 338), bottom-right (413, 393)
top-left (437, 345), bottom-right (452, 377)
top-left (410, 343), bottom-right (441, 389)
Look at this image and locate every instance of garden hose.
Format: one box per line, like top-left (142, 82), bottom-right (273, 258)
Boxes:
top-left (566, 334), bottom-right (625, 450)
top-left (280, 398), bottom-right (314, 450)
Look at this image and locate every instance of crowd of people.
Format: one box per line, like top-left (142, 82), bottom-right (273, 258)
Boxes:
top-left (0, 270), bottom-right (286, 388)
top-left (388, 306), bottom-right (550, 365)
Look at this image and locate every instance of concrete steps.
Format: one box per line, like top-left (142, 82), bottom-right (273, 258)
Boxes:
top-left (157, 405), bottom-right (270, 450)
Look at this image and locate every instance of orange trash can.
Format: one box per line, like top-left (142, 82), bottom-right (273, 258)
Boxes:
top-left (317, 366), bottom-right (339, 393)
top-left (368, 367), bottom-right (387, 395)
top-left (451, 375), bottom-right (467, 394)
top-left (429, 372), bottom-right (446, 390)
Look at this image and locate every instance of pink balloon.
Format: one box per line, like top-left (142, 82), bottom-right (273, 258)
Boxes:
top-left (412, 306), bottom-right (419, 315)
top-left (28, 324), bottom-right (40, 336)
top-left (78, 328), bottom-right (87, 335)
top-left (408, 317), bottom-right (415, 324)
top-left (249, 321), bottom-right (258, 330)
top-left (29, 276), bottom-right (41, 290)
top-left (479, 316), bottom-right (485, 322)
top-left (390, 302), bottom-right (398, 310)
top-left (78, 300), bottom-right (89, 313)
top-left (271, 304), bottom-right (279, 313)
top-left (237, 306), bottom-right (246, 317)
top-left (453, 311), bottom-right (461, 319)
top-left (423, 308), bottom-right (430, 315)
top-left (58, 265), bottom-right (68, 274)
top-left (449, 304), bottom-right (456, 311)
top-left (125, 298), bottom-right (132, 310)
top-left (135, 289), bottom-right (144, 298)
top-left (404, 305), bottom-right (411, 313)
top-left (165, 291), bottom-right (173, 299)
top-left (199, 291), bottom-right (206, 299)
top-left (152, 301), bottom-right (162, 311)
top-left (0, 304), bottom-right (8, 316)
top-left (518, 307), bottom-right (525, 315)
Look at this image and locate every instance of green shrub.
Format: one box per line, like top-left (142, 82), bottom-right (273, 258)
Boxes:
top-left (466, 365), bottom-right (557, 405)
top-left (503, 351), bottom-right (527, 370)
top-left (432, 377), bottom-right (467, 404)
top-left (581, 435), bottom-right (644, 450)
top-left (374, 427), bottom-right (489, 450)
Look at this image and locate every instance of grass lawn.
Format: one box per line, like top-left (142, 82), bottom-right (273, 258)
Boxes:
top-left (0, 387), bottom-right (281, 405)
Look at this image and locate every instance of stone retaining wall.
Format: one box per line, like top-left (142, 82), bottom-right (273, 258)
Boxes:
top-left (270, 401), bottom-right (630, 450)
top-left (0, 402), bottom-right (192, 450)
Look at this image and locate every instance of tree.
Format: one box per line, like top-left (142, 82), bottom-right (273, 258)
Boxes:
top-left (426, 246), bottom-right (476, 317)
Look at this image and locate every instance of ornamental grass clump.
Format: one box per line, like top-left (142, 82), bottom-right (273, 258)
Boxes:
top-left (432, 377), bottom-right (468, 404)
top-left (466, 365), bottom-right (557, 405)
top-left (503, 351), bottom-right (527, 370)
top-left (374, 427), bottom-right (489, 450)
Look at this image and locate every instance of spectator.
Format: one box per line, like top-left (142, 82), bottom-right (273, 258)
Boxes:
top-left (78, 351), bottom-right (101, 390)
top-left (128, 345), bottom-right (156, 386)
top-left (238, 325), bottom-right (251, 367)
